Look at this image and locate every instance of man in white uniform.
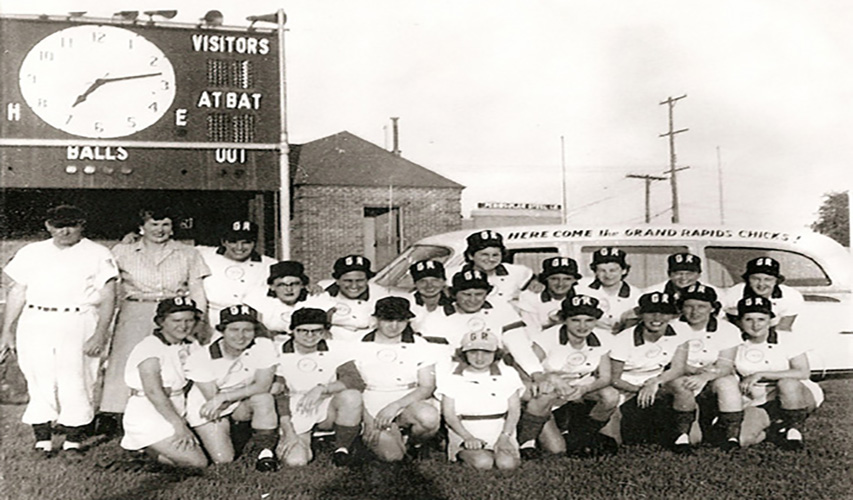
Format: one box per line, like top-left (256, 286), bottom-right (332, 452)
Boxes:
top-left (0, 205), bottom-right (118, 457)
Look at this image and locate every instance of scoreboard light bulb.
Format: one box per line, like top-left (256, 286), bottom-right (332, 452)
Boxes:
top-left (65, 165), bottom-right (78, 174)
top-left (83, 165), bottom-right (96, 174)
top-left (120, 167), bottom-right (133, 175)
top-left (102, 166), bottom-right (115, 174)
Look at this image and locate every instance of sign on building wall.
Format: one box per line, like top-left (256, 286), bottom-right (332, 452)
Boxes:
top-left (0, 16), bottom-right (282, 190)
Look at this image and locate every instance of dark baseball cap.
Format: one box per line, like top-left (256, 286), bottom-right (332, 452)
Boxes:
top-left (290, 308), bottom-right (330, 330)
top-left (638, 292), bottom-right (678, 315)
top-left (373, 296), bottom-right (416, 321)
top-left (332, 255), bottom-right (374, 279)
top-left (560, 294), bottom-right (604, 319)
top-left (155, 297), bottom-right (201, 318)
top-left (46, 205), bottom-right (86, 227)
top-left (410, 260), bottom-right (446, 282)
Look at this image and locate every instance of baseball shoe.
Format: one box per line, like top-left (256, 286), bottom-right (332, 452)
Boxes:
top-left (61, 444), bottom-right (87, 462)
top-left (255, 449), bottom-right (279, 472)
top-left (405, 443), bottom-right (430, 462)
top-left (331, 448), bottom-right (354, 467)
top-left (672, 434), bottom-right (692, 455)
top-left (32, 444), bottom-right (55, 460)
top-left (520, 447), bottom-right (541, 460)
top-left (783, 429), bottom-right (804, 451)
top-left (719, 438), bottom-right (740, 452)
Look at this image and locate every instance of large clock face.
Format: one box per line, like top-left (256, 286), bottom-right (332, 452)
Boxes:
top-left (18, 25), bottom-right (176, 139)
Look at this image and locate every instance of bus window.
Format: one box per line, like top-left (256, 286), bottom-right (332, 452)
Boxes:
top-left (506, 247), bottom-right (561, 277)
top-left (705, 247), bottom-right (831, 288)
top-left (373, 245), bottom-right (452, 291)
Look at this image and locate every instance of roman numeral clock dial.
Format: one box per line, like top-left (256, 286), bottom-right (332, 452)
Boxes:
top-left (18, 25), bottom-right (176, 138)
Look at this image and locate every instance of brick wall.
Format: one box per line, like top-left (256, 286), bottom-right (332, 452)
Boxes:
top-left (290, 185), bottom-right (462, 282)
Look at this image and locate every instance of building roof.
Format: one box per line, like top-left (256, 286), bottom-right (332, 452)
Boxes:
top-left (290, 131), bottom-right (464, 189)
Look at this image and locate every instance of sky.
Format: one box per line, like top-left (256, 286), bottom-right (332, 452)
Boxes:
top-left (2, 0), bottom-right (851, 229)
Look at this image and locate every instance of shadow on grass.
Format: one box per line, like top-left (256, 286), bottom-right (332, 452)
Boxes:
top-left (94, 467), bottom-right (204, 500)
top-left (318, 458), bottom-right (448, 500)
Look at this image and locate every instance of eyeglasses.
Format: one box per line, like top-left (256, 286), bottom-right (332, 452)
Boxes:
top-left (274, 281), bottom-right (303, 288)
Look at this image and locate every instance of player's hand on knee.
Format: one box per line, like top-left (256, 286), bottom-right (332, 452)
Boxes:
top-left (172, 424), bottom-right (200, 452)
top-left (462, 437), bottom-right (486, 450)
top-left (201, 395), bottom-right (228, 420)
top-left (375, 403), bottom-right (401, 429)
top-left (297, 387), bottom-right (325, 414)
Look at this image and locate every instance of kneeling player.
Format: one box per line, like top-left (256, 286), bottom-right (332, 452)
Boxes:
top-left (185, 305), bottom-right (280, 471)
top-left (609, 292), bottom-right (691, 447)
top-left (274, 308), bottom-right (363, 467)
top-left (518, 295), bottom-right (619, 457)
top-left (350, 297), bottom-right (441, 462)
top-left (437, 331), bottom-right (524, 470)
top-left (713, 297), bottom-right (823, 450)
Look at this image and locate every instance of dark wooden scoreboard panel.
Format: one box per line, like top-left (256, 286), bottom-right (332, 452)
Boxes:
top-left (0, 16), bottom-right (282, 191)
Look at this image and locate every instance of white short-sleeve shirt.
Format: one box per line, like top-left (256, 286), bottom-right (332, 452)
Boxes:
top-left (304, 283), bottom-right (388, 341)
top-left (245, 290), bottom-right (310, 334)
top-left (609, 324), bottom-right (687, 386)
top-left (434, 360), bottom-right (525, 417)
top-left (575, 280), bottom-right (640, 331)
top-left (275, 338), bottom-right (352, 394)
top-left (722, 283), bottom-right (804, 326)
top-left (515, 289), bottom-right (565, 332)
top-left (534, 325), bottom-right (613, 384)
top-left (671, 317), bottom-right (743, 370)
top-left (446, 263), bottom-right (533, 305)
top-left (4, 238), bottom-right (118, 306)
top-left (124, 333), bottom-right (197, 393)
top-left (197, 246), bottom-right (276, 324)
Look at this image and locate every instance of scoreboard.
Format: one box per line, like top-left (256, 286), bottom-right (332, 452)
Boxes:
top-left (0, 15), bottom-right (282, 191)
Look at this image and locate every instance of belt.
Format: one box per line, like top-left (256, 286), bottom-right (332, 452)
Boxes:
top-left (125, 296), bottom-right (166, 303)
top-left (27, 304), bottom-right (81, 313)
top-left (365, 382), bottom-right (418, 392)
top-left (459, 412), bottom-right (508, 421)
top-left (130, 387), bottom-right (185, 398)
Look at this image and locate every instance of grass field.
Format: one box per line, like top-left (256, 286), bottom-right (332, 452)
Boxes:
top-left (2, 379), bottom-right (852, 500)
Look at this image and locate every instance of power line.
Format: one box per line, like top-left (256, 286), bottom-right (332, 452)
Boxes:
top-left (626, 173), bottom-right (667, 223)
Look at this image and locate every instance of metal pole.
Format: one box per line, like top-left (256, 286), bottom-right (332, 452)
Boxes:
top-left (276, 8), bottom-right (290, 259)
top-left (627, 174), bottom-right (666, 223)
top-left (561, 136), bottom-right (567, 224)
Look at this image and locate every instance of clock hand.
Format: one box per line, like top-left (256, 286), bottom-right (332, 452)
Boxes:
top-left (71, 72), bottom-right (162, 107)
top-left (72, 78), bottom-right (106, 107)
top-left (99, 72), bottom-right (162, 84)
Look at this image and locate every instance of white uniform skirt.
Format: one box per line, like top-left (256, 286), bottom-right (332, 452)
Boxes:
top-left (290, 397), bottom-right (333, 435)
top-left (447, 415), bottom-right (517, 461)
top-left (121, 393), bottom-right (185, 450)
top-left (744, 379), bottom-right (824, 408)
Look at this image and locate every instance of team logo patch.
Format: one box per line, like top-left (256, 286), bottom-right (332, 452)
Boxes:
top-left (598, 298), bottom-right (612, 313)
top-left (687, 339), bottom-right (704, 352)
top-left (744, 348), bottom-right (764, 363)
top-left (645, 344), bottom-right (663, 358)
top-left (376, 349), bottom-right (398, 363)
top-left (334, 303), bottom-right (351, 316)
top-left (467, 317), bottom-right (486, 334)
top-left (565, 352), bottom-right (587, 367)
top-left (177, 345), bottom-right (191, 365)
top-left (280, 312), bottom-right (292, 323)
top-left (225, 266), bottom-right (246, 280)
top-left (297, 358), bottom-right (319, 372)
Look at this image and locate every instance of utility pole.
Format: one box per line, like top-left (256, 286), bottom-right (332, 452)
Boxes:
top-left (561, 135), bottom-right (567, 224)
top-left (717, 146), bottom-right (725, 225)
top-left (627, 174), bottom-right (666, 223)
top-left (659, 94), bottom-right (689, 223)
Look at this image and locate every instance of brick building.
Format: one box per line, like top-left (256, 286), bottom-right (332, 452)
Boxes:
top-left (288, 131), bottom-right (464, 281)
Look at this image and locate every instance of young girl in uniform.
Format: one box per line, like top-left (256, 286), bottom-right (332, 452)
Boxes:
top-left (713, 296), bottom-right (822, 450)
top-left (121, 297), bottom-right (207, 468)
top-left (436, 330), bottom-right (524, 470)
top-left (184, 304), bottom-right (280, 471)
